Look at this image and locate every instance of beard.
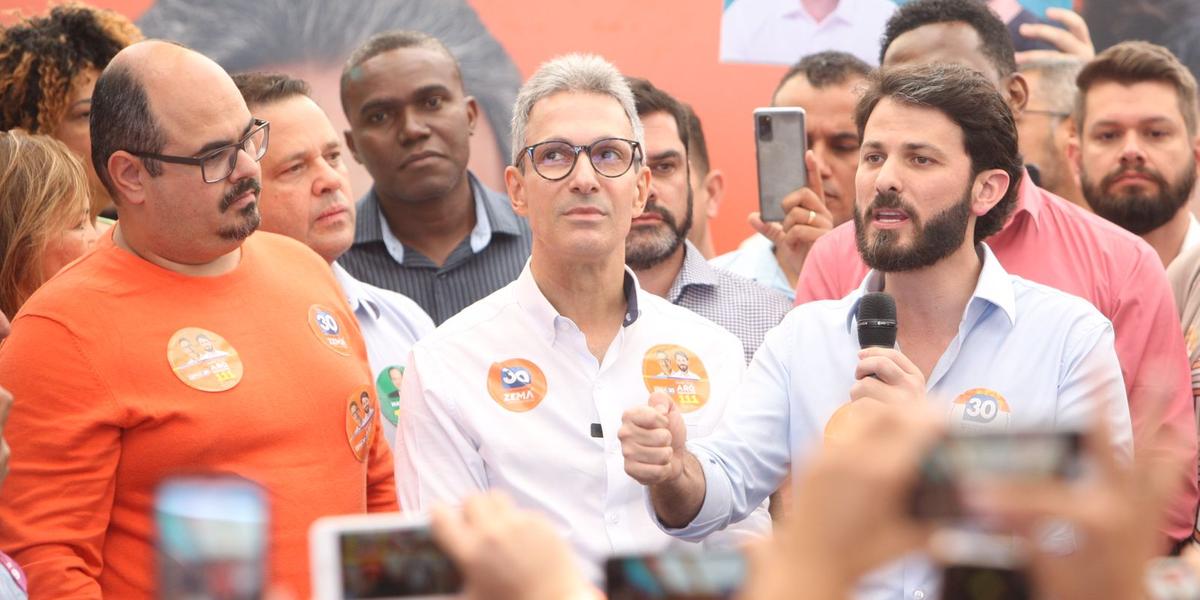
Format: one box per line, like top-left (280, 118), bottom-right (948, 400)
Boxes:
top-left (218, 177), bottom-right (263, 241)
top-left (1081, 161), bottom-right (1196, 235)
top-left (853, 187), bottom-right (974, 272)
top-left (625, 189), bottom-right (694, 270)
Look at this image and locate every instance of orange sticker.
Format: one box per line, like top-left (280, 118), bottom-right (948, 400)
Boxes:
top-left (167, 327), bottom-right (245, 392)
top-left (486, 359), bottom-right (548, 412)
top-left (345, 388), bottom-right (377, 462)
top-left (950, 388), bottom-right (1012, 432)
top-left (641, 345), bottom-right (710, 413)
top-left (308, 304), bottom-right (351, 356)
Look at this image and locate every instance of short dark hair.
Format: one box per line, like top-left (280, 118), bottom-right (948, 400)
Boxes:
top-left (342, 30), bottom-right (459, 88)
top-left (854, 63), bottom-right (1022, 244)
top-left (626, 76), bottom-right (690, 153)
top-left (232, 72), bottom-right (312, 110)
top-left (89, 61), bottom-right (165, 200)
top-left (880, 0), bottom-right (1017, 79)
top-left (1076, 41), bottom-right (1199, 136)
top-left (773, 50), bottom-right (873, 100)
top-left (683, 104), bottom-right (711, 176)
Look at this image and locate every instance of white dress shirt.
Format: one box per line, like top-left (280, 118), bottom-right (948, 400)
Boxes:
top-left (710, 234), bottom-right (795, 302)
top-left (720, 0), bottom-right (898, 66)
top-left (663, 245), bottom-right (1132, 600)
top-left (333, 262), bottom-right (436, 446)
top-left (394, 265), bottom-right (769, 581)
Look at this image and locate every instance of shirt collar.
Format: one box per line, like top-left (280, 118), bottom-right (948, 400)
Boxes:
top-left (1004, 168), bottom-right (1044, 232)
top-left (514, 262), bottom-right (642, 345)
top-left (844, 243), bottom-right (1017, 336)
top-left (1183, 213), bottom-right (1200, 253)
top-left (331, 261), bottom-right (382, 321)
top-left (783, 0), bottom-right (855, 24)
top-left (666, 240), bottom-right (721, 303)
top-left (356, 172), bottom-right (520, 264)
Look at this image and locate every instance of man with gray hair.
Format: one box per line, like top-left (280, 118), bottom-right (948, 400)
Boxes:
top-left (1017, 56), bottom-right (1086, 207)
top-left (393, 53), bottom-right (767, 581)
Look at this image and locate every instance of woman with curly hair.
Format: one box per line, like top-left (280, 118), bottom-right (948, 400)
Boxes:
top-left (0, 131), bottom-right (98, 317)
top-left (0, 3), bottom-right (141, 220)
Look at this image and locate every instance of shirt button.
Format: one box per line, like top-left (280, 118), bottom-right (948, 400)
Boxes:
top-left (913, 590), bottom-right (925, 600)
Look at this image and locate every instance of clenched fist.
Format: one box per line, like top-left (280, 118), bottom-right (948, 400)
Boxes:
top-left (619, 392), bottom-right (688, 486)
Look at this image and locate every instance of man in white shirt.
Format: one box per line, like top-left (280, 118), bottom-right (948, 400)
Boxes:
top-left (1071, 41), bottom-right (1200, 268)
top-left (234, 72), bottom-right (435, 445)
top-left (393, 53), bottom-right (767, 582)
top-left (620, 63), bottom-right (1132, 600)
top-left (720, 0), bottom-right (897, 66)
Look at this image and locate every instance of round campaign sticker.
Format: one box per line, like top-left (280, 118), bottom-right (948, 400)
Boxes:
top-left (166, 327), bottom-right (245, 392)
top-left (375, 365), bottom-right (405, 426)
top-left (1187, 325), bottom-right (1198, 357)
top-left (486, 359), bottom-right (548, 412)
top-left (345, 388), bottom-right (377, 462)
top-left (308, 304), bottom-right (351, 356)
top-left (641, 344), bottom-right (710, 413)
top-left (949, 388), bottom-right (1012, 433)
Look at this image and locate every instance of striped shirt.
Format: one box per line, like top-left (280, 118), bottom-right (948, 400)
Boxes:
top-left (666, 241), bottom-right (793, 363)
top-left (339, 173), bottom-right (533, 324)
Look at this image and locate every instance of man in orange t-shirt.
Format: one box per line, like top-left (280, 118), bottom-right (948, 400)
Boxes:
top-left (0, 41), bottom-right (397, 599)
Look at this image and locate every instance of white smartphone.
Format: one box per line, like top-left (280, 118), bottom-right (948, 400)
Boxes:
top-left (309, 513), bottom-right (462, 600)
top-left (754, 107), bottom-right (808, 223)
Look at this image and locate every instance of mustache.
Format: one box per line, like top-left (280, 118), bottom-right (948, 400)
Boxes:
top-left (640, 201), bottom-right (679, 228)
top-left (864, 190), bottom-right (917, 219)
top-left (1101, 165), bottom-right (1168, 189)
top-left (220, 178), bottom-right (262, 213)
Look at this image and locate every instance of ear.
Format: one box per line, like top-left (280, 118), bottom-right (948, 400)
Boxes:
top-left (107, 151), bottom-right (147, 207)
top-left (703, 169), bottom-right (725, 219)
top-left (344, 129), bottom-right (363, 165)
top-left (632, 164), bottom-right (651, 217)
top-left (1003, 72), bottom-right (1030, 118)
top-left (970, 168), bottom-right (1011, 217)
top-left (464, 96), bottom-right (480, 136)
top-left (1066, 133), bottom-right (1082, 175)
top-left (504, 165), bottom-right (527, 217)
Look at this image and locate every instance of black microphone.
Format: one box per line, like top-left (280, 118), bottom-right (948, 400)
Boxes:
top-left (857, 292), bottom-right (897, 349)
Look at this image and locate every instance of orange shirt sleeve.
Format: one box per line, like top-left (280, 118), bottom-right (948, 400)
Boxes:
top-left (0, 315), bottom-right (123, 599)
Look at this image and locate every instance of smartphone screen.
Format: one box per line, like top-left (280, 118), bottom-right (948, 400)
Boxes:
top-left (754, 107), bottom-right (807, 223)
top-left (337, 526), bottom-right (461, 599)
top-left (941, 564), bottom-right (1032, 600)
top-left (911, 431), bottom-right (1085, 521)
top-left (155, 474), bottom-right (268, 600)
top-left (605, 551), bottom-right (745, 600)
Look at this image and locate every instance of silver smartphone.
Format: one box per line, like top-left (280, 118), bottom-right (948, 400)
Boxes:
top-left (754, 107), bottom-right (808, 223)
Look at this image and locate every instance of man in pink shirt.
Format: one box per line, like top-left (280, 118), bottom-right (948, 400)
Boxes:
top-left (796, 0), bottom-right (1198, 545)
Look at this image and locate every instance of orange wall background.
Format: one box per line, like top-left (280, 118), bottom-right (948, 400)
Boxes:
top-left (2, 0), bottom-right (783, 254)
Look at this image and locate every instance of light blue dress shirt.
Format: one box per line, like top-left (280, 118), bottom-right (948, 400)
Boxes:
top-left (710, 234), bottom-right (795, 301)
top-left (333, 262), bottom-right (436, 446)
top-left (663, 244), bottom-right (1133, 600)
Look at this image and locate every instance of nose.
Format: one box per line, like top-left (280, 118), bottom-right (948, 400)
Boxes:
top-left (1118, 130), bottom-right (1146, 167)
top-left (872, 155), bottom-right (902, 196)
top-left (228, 146), bottom-right (261, 184)
top-left (811, 142), bottom-right (835, 181)
top-left (313, 157), bottom-right (347, 197)
top-left (567, 152), bottom-right (601, 195)
top-left (399, 107), bottom-right (432, 143)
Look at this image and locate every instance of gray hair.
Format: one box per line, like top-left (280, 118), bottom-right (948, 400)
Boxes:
top-left (510, 53), bottom-right (644, 165)
top-left (1018, 56), bottom-right (1084, 115)
top-left (136, 0), bottom-right (521, 161)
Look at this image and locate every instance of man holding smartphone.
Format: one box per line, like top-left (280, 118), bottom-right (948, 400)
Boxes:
top-left (620, 63), bottom-right (1133, 600)
top-left (623, 77), bottom-right (791, 363)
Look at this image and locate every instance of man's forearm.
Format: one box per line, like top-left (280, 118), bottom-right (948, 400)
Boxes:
top-left (649, 450), bottom-right (707, 529)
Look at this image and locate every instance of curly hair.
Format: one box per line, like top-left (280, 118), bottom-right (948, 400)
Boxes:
top-left (0, 3), bottom-right (141, 135)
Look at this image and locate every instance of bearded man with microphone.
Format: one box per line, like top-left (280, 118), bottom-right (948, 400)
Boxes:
top-left (619, 62), bottom-right (1134, 600)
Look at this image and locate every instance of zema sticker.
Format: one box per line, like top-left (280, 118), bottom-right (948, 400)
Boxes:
top-left (950, 388), bottom-right (1012, 433)
top-left (641, 344), bottom-right (710, 413)
top-left (486, 359), bottom-right (548, 412)
top-left (375, 365), bottom-right (405, 426)
top-left (167, 327), bottom-right (245, 392)
top-left (308, 304), bottom-right (351, 356)
top-left (345, 388), bottom-right (377, 462)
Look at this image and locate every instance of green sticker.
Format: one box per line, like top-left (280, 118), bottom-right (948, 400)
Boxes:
top-left (375, 365), bottom-right (405, 426)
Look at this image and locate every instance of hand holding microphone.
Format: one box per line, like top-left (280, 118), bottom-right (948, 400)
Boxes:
top-left (850, 292), bottom-right (925, 406)
top-left (619, 392), bottom-right (689, 486)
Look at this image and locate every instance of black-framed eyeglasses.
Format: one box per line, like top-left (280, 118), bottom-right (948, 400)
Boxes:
top-left (128, 118), bottom-right (270, 184)
top-left (515, 137), bottom-right (642, 181)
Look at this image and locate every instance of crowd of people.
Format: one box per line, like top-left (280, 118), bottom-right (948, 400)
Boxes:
top-left (0, 0), bottom-right (1198, 598)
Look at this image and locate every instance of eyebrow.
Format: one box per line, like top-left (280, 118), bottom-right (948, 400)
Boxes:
top-left (195, 117), bottom-right (255, 156)
top-left (648, 149), bottom-right (684, 162)
top-left (1090, 116), bottom-right (1179, 129)
top-left (356, 84), bottom-right (453, 117)
top-left (861, 140), bottom-right (946, 155)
